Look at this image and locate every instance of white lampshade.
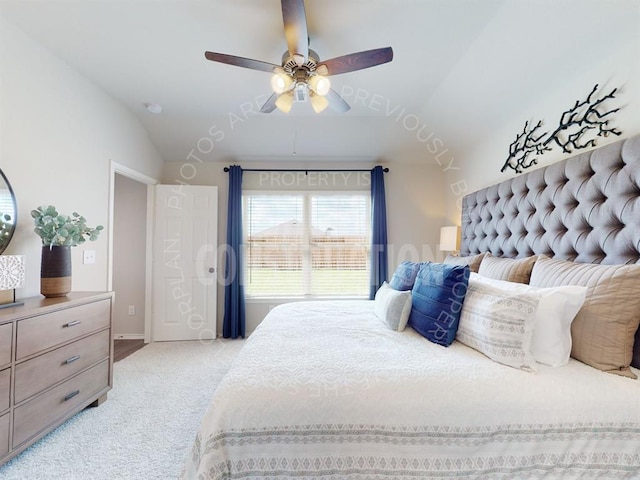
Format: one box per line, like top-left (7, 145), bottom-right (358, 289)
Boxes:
top-left (275, 92), bottom-right (294, 113)
top-left (308, 75), bottom-right (331, 96)
top-left (439, 226), bottom-right (460, 252)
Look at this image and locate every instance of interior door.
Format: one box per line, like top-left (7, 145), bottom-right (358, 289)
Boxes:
top-left (153, 185), bottom-right (217, 341)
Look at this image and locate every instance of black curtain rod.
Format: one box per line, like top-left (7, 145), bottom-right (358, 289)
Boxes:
top-left (223, 167), bottom-right (389, 173)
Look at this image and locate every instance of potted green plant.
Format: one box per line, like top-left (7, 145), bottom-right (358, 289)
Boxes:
top-left (31, 205), bottom-right (103, 297)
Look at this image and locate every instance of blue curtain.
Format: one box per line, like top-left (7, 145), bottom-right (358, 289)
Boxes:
top-left (370, 166), bottom-right (388, 299)
top-left (223, 165), bottom-right (245, 339)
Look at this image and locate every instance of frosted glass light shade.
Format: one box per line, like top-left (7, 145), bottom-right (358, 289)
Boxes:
top-left (270, 73), bottom-right (293, 94)
top-left (308, 75), bottom-right (330, 96)
top-left (439, 226), bottom-right (460, 252)
top-left (275, 92), bottom-right (294, 113)
top-left (310, 94), bottom-right (329, 113)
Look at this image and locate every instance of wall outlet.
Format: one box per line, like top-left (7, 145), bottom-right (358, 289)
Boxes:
top-left (83, 250), bottom-right (96, 264)
top-left (128, 305), bottom-right (136, 316)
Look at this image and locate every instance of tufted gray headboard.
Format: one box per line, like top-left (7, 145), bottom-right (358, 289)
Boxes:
top-left (461, 134), bottom-right (640, 264)
top-left (460, 133), bottom-right (640, 368)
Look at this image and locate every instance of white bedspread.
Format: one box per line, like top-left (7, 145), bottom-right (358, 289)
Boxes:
top-left (183, 300), bottom-right (640, 479)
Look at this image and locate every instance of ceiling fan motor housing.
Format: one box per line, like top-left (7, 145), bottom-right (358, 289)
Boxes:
top-left (281, 49), bottom-right (320, 73)
top-left (282, 49), bottom-right (319, 101)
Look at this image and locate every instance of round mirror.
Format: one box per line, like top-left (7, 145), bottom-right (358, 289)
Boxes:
top-left (0, 169), bottom-right (17, 254)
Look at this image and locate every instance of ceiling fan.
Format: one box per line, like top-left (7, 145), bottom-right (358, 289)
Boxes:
top-left (204, 0), bottom-right (393, 114)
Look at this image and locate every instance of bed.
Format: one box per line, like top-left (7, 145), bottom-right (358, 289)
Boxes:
top-left (183, 135), bottom-right (640, 479)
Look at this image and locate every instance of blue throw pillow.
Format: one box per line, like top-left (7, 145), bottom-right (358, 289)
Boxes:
top-left (389, 261), bottom-right (424, 291)
top-left (408, 262), bottom-right (470, 346)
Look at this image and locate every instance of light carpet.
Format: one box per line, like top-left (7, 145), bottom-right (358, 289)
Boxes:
top-left (0, 339), bottom-right (245, 480)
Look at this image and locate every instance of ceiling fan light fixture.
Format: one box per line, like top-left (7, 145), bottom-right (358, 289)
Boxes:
top-left (204, 1), bottom-right (393, 115)
top-left (310, 93), bottom-right (329, 113)
top-left (275, 92), bottom-right (294, 113)
top-left (315, 64), bottom-right (329, 76)
top-left (270, 73), bottom-right (293, 94)
top-left (309, 75), bottom-right (330, 96)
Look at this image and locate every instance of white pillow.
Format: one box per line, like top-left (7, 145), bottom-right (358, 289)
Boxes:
top-left (374, 282), bottom-right (412, 331)
top-left (470, 273), bottom-right (587, 367)
top-left (457, 278), bottom-right (540, 372)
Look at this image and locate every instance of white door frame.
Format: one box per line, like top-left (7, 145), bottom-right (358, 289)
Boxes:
top-left (108, 160), bottom-right (159, 344)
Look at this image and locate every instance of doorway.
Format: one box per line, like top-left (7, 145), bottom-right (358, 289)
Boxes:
top-left (108, 161), bottom-right (158, 343)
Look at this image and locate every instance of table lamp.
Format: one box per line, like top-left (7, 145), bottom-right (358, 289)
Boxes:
top-left (439, 226), bottom-right (460, 256)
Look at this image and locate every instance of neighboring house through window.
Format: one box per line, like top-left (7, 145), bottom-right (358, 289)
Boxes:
top-left (243, 191), bottom-right (371, 298)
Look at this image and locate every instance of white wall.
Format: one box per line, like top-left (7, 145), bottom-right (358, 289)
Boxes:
top-left (443, 36), bottom-right (640, 223)
top-left (0, 17), bottom-right (164, 298)
top-left (162, 158), bottom-right (448, 334)
top-left (112, 174), bottom-right (147, 337)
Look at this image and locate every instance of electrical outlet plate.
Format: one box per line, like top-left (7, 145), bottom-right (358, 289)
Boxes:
top-left (83, 250), bottom-right (96, 264)
top-left (128, 305), bottom-right (136, 316)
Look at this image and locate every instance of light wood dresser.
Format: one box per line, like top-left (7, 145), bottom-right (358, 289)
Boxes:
top-left (0, 291), bottom-right (113, 465)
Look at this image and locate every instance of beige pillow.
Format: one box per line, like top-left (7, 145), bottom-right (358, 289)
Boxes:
top-left (443, 252), bottom-right (486, 273)
top-left (478, 254), bottom-right (537, 284)
top-left (529, 255), bottom-right (640, 379)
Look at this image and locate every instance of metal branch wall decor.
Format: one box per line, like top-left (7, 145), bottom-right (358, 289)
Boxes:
top-left (501, 84), bottom-right (622, 174)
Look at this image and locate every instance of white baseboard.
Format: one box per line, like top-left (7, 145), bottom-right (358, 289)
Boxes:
top-left (113, 333), bottom-right (145, 340)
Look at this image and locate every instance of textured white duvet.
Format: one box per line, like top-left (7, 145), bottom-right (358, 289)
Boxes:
top-left (183, 300), bottom-right (640, 479)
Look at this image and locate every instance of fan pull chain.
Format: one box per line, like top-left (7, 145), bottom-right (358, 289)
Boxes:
top-left (292, 127), bottom-right (297, 156)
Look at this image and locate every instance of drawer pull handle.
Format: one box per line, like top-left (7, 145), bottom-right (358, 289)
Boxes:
top-left (64, 390), bottom-right (80, 402)
top-left (64, 355), bottom-right (81, 365)
top-left (64, 320), bottom-right (81, 328)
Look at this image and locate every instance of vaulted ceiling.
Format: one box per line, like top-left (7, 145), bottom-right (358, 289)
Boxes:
top-left (1, 0), bottom-right (637, 164)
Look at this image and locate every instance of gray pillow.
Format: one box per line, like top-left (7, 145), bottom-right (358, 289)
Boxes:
top-left (374, 282), bottom-right (412, 331)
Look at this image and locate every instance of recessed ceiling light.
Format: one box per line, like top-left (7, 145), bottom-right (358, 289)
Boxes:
top-left (143, 102), bottom-right (162, 114)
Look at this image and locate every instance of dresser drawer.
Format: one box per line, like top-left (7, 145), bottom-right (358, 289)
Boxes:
top-left (15, 329), bottom-right (110, 404)
top-left (0, 412), bottom-right (8, 457)
top-left (0, 368), bottom-right (9, 412)
top-left (0, 323), bottom-right (11, 368)
top-left (16, 299), bottom-right (111, 360)
top-left (13, 360), bottom-right (109, 447)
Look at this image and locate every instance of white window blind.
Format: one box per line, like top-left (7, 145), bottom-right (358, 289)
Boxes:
top-left (244, 191), bottom-right (370, 297)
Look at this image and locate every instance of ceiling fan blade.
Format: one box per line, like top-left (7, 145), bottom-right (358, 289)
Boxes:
top-left (204, 51), bottom-right (279, 73)
top-left (317, 47), bottom-right (393, 76)
top-left (260, 93), bottom-right (279, 113)
top-left (326, 89), bottom-right (350, 113)
top-left (281, 0), bottom-right (309, 65)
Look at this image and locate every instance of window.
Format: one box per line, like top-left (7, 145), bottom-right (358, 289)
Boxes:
top-left (244, 191), bottom-right (370, 297)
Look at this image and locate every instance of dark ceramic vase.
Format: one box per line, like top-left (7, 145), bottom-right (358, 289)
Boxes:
top-left (40, 245), bottom-right (72, 297)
